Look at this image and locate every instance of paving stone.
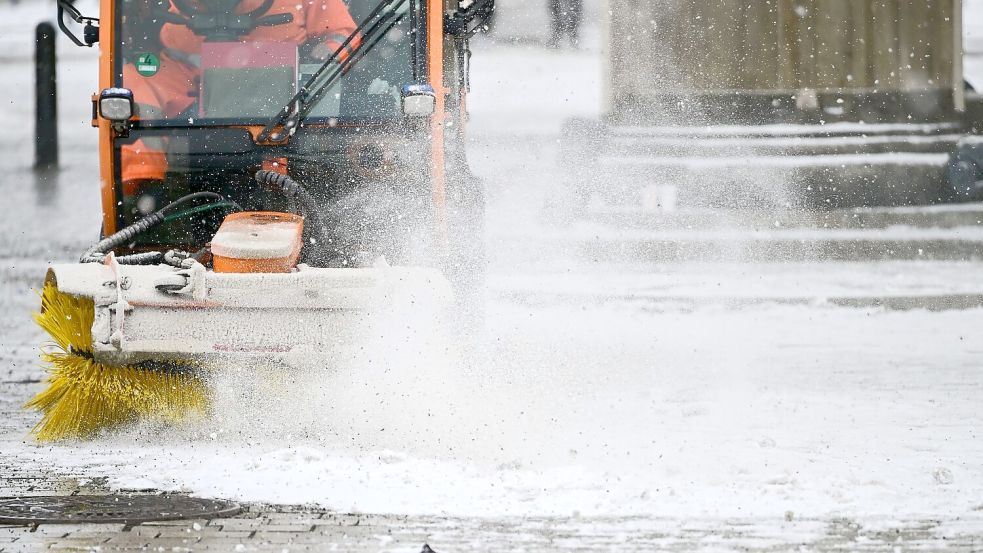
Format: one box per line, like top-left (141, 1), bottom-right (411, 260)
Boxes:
top-left (124, 525), bottom-right (160, 538)
top-left (154, 526), bottom-right (213, 538)
top-left (133, 536), bottom-right (200, 549)
top-left (212, 519), bottom-right (265, 531)
top-left (311, 514), bottom-right (364, 527)
top-left (25, 525), bottom-right (71, 538)
top-left (206, 531), bottom-right (254, 539)
top-left (194, 541), bottom-right (259, 551)
top-left (1, 546), bottom-right (49, 553)
top-left (250, 546), bottom-right (323, 553)
top-left (251, 533), bottom-right (325, 544)
top-left (102, 534), bottom-right (151, 547)
top-left (52, 524), bottom-right (126, 541)
top-left (55, 534), bottom-right (113, 543)
top-left (259, 525), bottom-right (315, 533)
top-left (221, 523), bottom-right (263, 532)
top-left (139, 518), bottom-right (211, 527)
top-left (48, 538), bottom-right (111, 550)
top-left (262, 512), bottom-right (322, 521)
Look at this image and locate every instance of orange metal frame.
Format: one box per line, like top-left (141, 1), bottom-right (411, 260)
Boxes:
top-left (426, 0), bottom-right (446, 236)
top-left (97, 0), bottom-right (116, 234)
top-left (96, 0), bottom-right (447, 236)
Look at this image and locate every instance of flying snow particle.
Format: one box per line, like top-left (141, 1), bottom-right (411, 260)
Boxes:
top-left (933, 467), bottom-right (954, 485)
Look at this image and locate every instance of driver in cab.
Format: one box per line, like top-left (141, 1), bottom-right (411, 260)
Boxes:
top-left (120, 0), bottom-right (360, 190)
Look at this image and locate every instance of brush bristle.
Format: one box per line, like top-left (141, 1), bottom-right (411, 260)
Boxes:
top-left (26, 282), bottom-right (208, 441)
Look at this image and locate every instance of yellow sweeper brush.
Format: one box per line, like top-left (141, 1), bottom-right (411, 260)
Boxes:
top-left (28, 283), bottom-right (208, 441)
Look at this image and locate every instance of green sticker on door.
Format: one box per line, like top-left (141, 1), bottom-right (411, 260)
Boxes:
top-left (135, 53), bottom-right (160, 77)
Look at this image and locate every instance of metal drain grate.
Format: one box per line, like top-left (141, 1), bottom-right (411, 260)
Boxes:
top-left (0, 495), bottom-right (241, 524)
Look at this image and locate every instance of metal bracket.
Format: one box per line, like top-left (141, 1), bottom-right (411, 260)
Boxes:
top-left (154, 262), bottom-right (207, 300)
top-left (105, 253), bottom-right (128, 350)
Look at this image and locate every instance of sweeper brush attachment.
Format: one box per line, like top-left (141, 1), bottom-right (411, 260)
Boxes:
top-left (32, 0), bottom-right (494, 440)
top-left (28, 283), bottom-right (208, 442)
top-left (26, 259), bottom-right (451, 441)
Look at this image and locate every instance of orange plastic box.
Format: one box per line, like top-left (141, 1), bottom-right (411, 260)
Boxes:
top-left (211, 212), bottom-right (304, 273)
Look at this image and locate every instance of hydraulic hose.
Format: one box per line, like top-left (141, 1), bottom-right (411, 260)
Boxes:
top-left (80, 173), bottom-right (328, 266)
top-left (254, 170), bottom-right (333, 254)
top-left (79, 212), bottom-right (167, 264)
top-left (80, 192), bottom-right (237, 265)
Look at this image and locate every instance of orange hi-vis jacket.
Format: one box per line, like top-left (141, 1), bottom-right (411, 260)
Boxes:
top-left (122, 0), bottom-right (358, 185)
top-left (161, 0), bottom-right (358, 58)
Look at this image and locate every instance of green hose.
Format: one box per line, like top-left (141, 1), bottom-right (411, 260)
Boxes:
top-left (163, 201), bottom-right (239, 224)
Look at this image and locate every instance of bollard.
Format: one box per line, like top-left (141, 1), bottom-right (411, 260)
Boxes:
top-left (35, 22), bottom-right (58, 170)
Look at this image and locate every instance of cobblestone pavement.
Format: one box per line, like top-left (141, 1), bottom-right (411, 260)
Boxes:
top-left (1, 498), bottom-right (983, 552)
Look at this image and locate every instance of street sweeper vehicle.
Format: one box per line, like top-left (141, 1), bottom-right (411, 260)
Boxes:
top-left (30, 0), bottom-right (494, 441)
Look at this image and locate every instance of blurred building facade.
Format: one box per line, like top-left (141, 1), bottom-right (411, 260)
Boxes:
top-left (606, 0), bottom-right (965, 125)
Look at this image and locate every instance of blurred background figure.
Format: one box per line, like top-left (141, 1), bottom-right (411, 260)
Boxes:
top-left (547, 0), bottom-right (581, 48)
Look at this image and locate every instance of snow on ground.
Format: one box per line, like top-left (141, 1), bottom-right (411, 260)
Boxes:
top-left (491, 261), bottom-right (983, 302)
top-left (1, 0), bottom-right (983, 541)
top-left (7, 301), bottom-right (983, 521)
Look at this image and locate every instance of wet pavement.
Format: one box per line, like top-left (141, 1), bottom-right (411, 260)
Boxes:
top-left (3, 509), bottom-right (983, 553)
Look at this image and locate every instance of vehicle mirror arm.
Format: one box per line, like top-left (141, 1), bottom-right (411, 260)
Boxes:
top-left (56, 0), bottom-right (100, 47)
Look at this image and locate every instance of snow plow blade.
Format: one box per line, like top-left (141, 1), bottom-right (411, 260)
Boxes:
top-left (44, 261), bottom-right (453, 365)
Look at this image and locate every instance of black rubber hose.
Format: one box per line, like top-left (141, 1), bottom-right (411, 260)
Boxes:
top-left (114, 251), bottom-right (166, 265)
top-left (254, 170), bottom-right (333, 253)
top-left (80, 191), bottom-right (237, 265)
top-left (80, 211), bottom-right (166, 264)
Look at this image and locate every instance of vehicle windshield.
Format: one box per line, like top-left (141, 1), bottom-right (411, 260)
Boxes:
top-left (115, 0), bottom-right (418, 124)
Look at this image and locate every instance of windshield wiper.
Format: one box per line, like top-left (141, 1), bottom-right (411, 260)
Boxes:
top-left (258, 0), bottom-right (410, 142)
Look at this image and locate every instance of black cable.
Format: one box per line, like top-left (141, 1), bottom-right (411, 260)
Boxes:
top-left (79, 211), bottom-right (167, 264)
top-left (80, 191), bottom-right (238, 265)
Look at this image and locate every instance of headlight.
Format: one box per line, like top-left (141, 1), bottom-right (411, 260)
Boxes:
top-left (401, 83), bottom-right (436, 117)
top-left (99, 88), bottom-right (134, 121)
